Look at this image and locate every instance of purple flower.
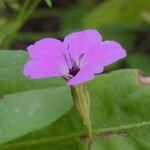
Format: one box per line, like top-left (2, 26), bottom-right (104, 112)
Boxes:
top-left (23, 29), bottom-right (127, 85)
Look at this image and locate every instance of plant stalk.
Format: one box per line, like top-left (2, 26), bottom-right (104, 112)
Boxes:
top-left (70, 83), bottom-right (93, 150)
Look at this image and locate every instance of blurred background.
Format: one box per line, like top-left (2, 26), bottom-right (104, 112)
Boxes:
top-left (0, 0), bottom-right (149, 74)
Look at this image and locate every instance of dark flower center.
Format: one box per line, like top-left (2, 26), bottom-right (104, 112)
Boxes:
top-left (69, 66), bottom-right (80, 77)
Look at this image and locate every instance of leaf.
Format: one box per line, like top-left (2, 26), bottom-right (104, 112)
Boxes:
top-left (0, 50), bottom-right (73, 144)
top-left (61, 7), bottom-right (86, 31)
top-left (1, 69), bottom-right (150, 149)
top-left (0, 86), bottom-right (73, 145)
top-left (125, 53), bottom-right (150, 75)
top-left (83, 0), bottom-right (150, 29)
top-left (141, 10), bottom-right (150, 24)
top-left (100, 30), bottom-right (136, 51)
top-left (83, 0), bottom-right (141, 53)
top-left (44, 0), bottom-right (52, 8)
top-left (0, 50), bottom-right (65, 95)
top-left (0, 0), bottom-right (40, 48)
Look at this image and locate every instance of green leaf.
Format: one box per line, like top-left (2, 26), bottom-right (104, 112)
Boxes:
top-left (0, 50), bottom-right (73, 144)
top-left (141, 11), bottom-right (150, 24)
top-left (44, 0), bottom-right (52, 8)
top-left (1, 69), bottom-right (150, 149)
top-left (0, 0), bottom-right (40, 49)
top-left (126, 53), bottom-right (150, 75)
top-left (0, 86), bottom-right (73, 145)
top-left (61, 7), bottom-right (86, 31)
top-left (83, 0), bottom-right (150, 30)
top-left (83, 0), bottom-right (143, 53)
top-left (0, 50), bottom-right (65, 95)
top-left (101, 30), bottom-right (136, 51)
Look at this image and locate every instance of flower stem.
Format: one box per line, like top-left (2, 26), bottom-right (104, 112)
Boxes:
top-left (70, 84), bottom-right (93, 150)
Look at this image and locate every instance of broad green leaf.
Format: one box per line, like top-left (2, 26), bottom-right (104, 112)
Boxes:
top-left (1, 69), bottom-right (150, 149)
top-left (0, 50), bottom-right (65, 95)
top-left (82, 0), bottom-right (145, 59)
top-left (0, 86), bottom-right (73, 145)
top-left (0, 50), bottom-right (73, 144)
top-left (83, 0), bottom-right (150, 29)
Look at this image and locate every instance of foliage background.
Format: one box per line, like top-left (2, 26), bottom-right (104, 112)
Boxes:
top-left (0, 0), bottom-right (149, 74)
top-left (0, 0), bottom-right (150, 149)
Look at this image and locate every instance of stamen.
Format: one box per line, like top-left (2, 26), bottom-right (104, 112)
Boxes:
top-left (63, 54), bottom-right (70, 69)
top-left (67, 44), bottom-right (74, 67)
top-left (78, 53), bottom-right (85, 67)
top-left (63, 44), bottom-right (72, 69)
top-left (63, 45), bottom-right (84, 77)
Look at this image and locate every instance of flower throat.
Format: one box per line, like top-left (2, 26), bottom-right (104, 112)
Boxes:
top-left (64, 45), bottom-right (84, 77)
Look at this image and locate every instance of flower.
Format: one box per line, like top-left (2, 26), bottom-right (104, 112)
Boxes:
top-left (23, 29), bottom-right (127, 85)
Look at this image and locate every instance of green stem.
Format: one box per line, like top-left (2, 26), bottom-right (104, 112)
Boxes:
top-left (4, 0), bottom-right (40, 48)
top-left (71, 83), bottom-right (93, 150)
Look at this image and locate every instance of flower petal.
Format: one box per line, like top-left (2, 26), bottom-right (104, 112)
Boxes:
top-left (27, 38), bottom-right (64, 61)
top-left (23, 59), bottom-right (68, 79)
top-left (68, 63), bottom-right (104, 85)
top-left (24, 38), bottom-right (69, 79)
top-left (92, 41), bottom-right (127, 66)
top-left (63, 29), bottom-right (102, 60)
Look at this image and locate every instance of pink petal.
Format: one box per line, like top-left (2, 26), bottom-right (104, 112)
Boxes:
top-left (63, 29), bottom-right (102, 61)
top-left (23, 59), bottom-right (68, 79)
top-left (97, 41), bottom-right (127, 66)
top-left (68, 63), bottom-right (104, 85)
top-left (24, 38), bottom-right (69, 79)
top-left (86, 40), bottom-right (127, 69)
top-left (27, 38), bottom-right (64, 61)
